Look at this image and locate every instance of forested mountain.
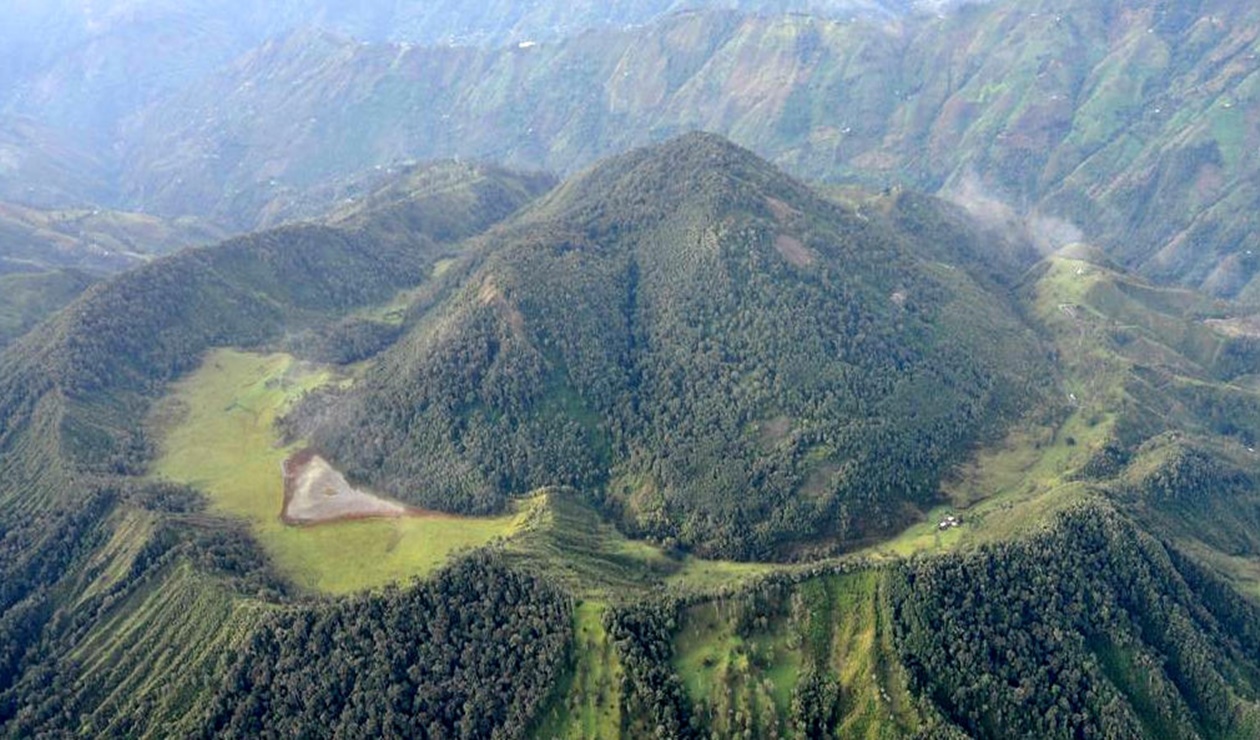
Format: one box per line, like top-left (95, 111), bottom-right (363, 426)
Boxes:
top-left (0, 269), bottom-right (98, 350)
top-left (9, 0), bottom-right (1260, 737)
top-left (294, 134), bottom-right (1047, 559)
top-left (1, 128), bottom-right (1259, 736)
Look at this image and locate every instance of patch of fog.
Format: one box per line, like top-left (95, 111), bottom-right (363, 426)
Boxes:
top-left (943, 169), bottom-right (1084, 256)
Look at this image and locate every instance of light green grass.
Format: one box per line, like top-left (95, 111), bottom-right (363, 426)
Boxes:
top-left (533, 601), bottom-right (624, 739)
top-left (150, 348), bottom-right (531, 594)
top-left (672, 571), bottom-right (923, 736)
top-left (72, 506), bottom-right (160, 605)
top-left (67, 561), bottom-right (273, 737)
top-left (830, 571), bottom-right (922, 738)
top-left (665, 557), bottom-right (779, 593)
top-left (674, 599), bottom-right (801, 736)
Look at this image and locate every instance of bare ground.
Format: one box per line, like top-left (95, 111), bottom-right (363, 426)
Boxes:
top-left (282, 449), bottom-right (417, 525)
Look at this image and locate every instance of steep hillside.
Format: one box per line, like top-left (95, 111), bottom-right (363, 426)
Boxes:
top-left (892, 505), bottom-right (1260, 738)
top-left (0, 269), bottom-right (97, 350)
top-left (117, 0), bottom-right (1260, 297)
top-left (0, 200), bottom-right (225, 272)
top-left (0, 0), bottom-right (941, 210)
top-left (0, 162), bottom-right (551, 515)
top-left (0, 200), bottom-right (229, 349)
top-left (1012, 245), bottom-right (1260, 597)
top-left (297, 134), bottom-right (1047, 559)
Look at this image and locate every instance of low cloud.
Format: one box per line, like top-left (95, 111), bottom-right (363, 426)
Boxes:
top-left (944, 169), bottom-right (1083, 256)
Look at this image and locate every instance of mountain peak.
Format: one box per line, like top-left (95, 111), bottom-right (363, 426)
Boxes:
top-left (303, 140), bottom-right (1047, 559)
top-left (524, 131), bottom-right (811, 234)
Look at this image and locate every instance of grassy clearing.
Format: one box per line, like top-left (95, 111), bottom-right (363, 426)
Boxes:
top-left (533, 601), bottom-right (624, 739)
top-left (674, 599), bottom-right (802, 737)
top-left (666, 557), bottom-right (780, 594)
top-left (506, 489), bottom-right (782, 602)
top-left (671, 571), bottom-right (923, 736)
top-left (830, 571), bottom-right (922, 737)
top-left (150, 348), bottom-right (531, 595)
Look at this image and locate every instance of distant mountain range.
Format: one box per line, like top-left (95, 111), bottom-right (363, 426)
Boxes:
top-left (2, 0), bottom-right (1256, 302)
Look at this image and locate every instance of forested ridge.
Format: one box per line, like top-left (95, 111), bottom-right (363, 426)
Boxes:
top-left (200, 553), bottom-right (572, 739)
top-left (301, 133), bottom-right (1050, 559)
top-left (0, 163), bottom-right (551, 512)
top-left (891, 505), bottom-right (1260, 739)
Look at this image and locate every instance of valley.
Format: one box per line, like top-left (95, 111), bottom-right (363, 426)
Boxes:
top-left (3, 131), bottom-right (1259, 739)
top-left (149, 348), bottom-right (532, 594)
top-left (4, 0), bottom-right (1260, 733)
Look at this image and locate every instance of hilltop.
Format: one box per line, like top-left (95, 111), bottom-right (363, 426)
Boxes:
top-left (295, 134), bottom-right (1048, 559)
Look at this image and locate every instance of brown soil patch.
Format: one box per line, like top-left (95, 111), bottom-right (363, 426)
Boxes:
top-left (765, 196), bottom-right (798, 223)
top-left (478, 277), bottom-right (526, 335)
top-left (800, 463), bottom-right (841, 504)
top-left (756, 415), bottom-right (793, 448)
top-left (774, 233), bottom-right (814, 267)
top-left (282, 449), bottom-right (428, 526)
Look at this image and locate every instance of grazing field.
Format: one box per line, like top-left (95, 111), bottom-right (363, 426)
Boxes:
top-left (149, 348), bottom-right (532, 594)
top-left (672, 571), bottom-right (922, 736)
top-left (532, 601), bottom-right (624, 739)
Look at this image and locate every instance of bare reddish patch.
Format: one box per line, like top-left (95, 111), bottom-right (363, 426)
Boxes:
top-left (1194, 164), bottom-right (1225, 201)
top-left (765, 196), bottom-right (798, 223)
top-left (478, 278), bottom-right (526, 335)
top-left (774, 233), bottom-right (814, 267)
top-left (756, 415), bottom-right (793, 448)
top-left (1205, 315), bottom-right (1260, 338)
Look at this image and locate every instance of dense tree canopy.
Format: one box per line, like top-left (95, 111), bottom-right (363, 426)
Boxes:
top-left (302, 134), bottom-right (1049, 559)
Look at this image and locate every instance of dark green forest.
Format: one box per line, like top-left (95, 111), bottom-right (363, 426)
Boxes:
top-left (891, 505), bottom-right (1260, 738)
top-left (200, 553), bottom-right (572, 739)
top-left (300, 134), bottom-right (1050, 559)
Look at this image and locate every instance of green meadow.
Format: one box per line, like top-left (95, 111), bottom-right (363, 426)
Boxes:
top-left (149, 348), bottom-right (531, 594)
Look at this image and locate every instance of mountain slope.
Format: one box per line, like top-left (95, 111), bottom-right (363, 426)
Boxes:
top-left (0, 162), bottom-right (552, 515)
top-left (116, 0), bottom-right (1260, 298)
top-left (298, 134), bottom-right (1047, 559)
top-left (0, 269), bottom-right (98, 350)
